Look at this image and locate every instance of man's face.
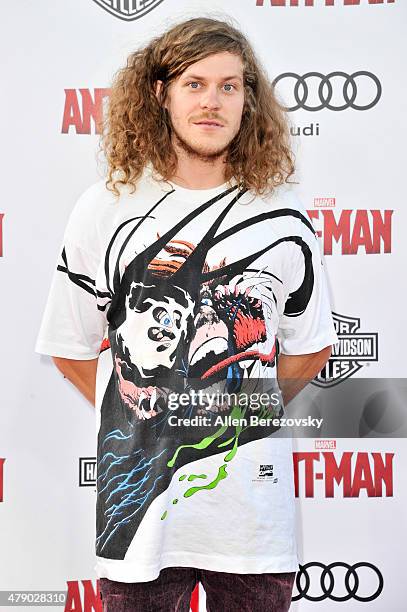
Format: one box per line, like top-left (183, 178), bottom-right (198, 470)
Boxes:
top-left (160, 52), bottom-right (245, 160)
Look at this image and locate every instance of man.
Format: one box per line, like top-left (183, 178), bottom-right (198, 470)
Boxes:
top-left (35, 17), bottom-right (337, 612)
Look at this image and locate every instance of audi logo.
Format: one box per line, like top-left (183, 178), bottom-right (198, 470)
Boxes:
top-left (292, 561), bottom-right (384, 602)
top-left (272, 71), bottom-right (382, 111)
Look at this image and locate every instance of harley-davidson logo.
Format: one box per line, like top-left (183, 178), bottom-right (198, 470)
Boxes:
top-left (92, 0), bottom-right (164, 21)
top-left (313, 312), bottom-right (378, 388)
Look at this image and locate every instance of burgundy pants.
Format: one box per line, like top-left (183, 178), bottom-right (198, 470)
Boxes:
top-left (99, 566), bottom-right (296, 612)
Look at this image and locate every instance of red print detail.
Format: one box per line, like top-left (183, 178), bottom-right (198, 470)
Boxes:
top-left (234, 311), bottom-right (267, 349)
top-left (100, 337), bottom-right (110, 353)
top-left (201, 343), bottom-right (276, 379)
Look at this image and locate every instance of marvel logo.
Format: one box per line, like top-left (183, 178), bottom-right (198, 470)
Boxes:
top-left (315, 440), bottom-right (337, 450)
top-left (314, 198), bottom-right (335, 208)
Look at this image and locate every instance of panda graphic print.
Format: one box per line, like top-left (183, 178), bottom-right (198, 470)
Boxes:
top-left (35, 172), bottom-right (337, 576)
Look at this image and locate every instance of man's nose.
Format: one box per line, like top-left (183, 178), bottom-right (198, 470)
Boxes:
top-left (199, 85), bottom-right (221, 110)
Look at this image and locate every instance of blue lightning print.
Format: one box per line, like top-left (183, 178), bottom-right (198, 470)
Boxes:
top-left (96, 427), bottom-right (167, 552)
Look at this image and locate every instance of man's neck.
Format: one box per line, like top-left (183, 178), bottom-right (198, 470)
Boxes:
top-left (169, 147), bottom-right (228, 190)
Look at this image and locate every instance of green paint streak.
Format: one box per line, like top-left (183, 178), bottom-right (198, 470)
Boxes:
top-left (223, 430), bottom-right (240, 462)
top-left (187, 474), bottom-right (207, 481)
top-left (161, 510), bottom-right (167, 520)
top-left (184, 464), bottom-right (228, 497)
top-left (223, 405), bottom-right (245, 461)
top-left (169, 405), bottom-right (247, 471)
top-left (167, 422), bottom-right (230, 468)
top-left (179, 474), bottom-right (187, 481)
top-left (217, 436), bottom-right (235, 448)
top-left (172, 499), bottom-right (178, 504)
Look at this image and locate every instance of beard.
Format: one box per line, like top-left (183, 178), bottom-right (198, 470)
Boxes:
top-left (171, 122), bottom-right (233, 163)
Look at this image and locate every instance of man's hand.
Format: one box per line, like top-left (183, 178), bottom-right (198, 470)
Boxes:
top-left (52, 357), bottom-right (98, 407)
top-left (277, 345), bottom-right (332, 406)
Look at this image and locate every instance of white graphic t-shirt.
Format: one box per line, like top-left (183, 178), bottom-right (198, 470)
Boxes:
top-left (35, 167), bottom-right (338, 582)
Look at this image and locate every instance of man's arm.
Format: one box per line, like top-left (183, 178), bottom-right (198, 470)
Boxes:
top-left (277, 345), bottom-right (332, 406)
top-left (52, 357), bottom-right (98, 407)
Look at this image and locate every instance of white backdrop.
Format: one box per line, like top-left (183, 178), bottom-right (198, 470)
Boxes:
top-left (1, 1), bottom-right (406, 610)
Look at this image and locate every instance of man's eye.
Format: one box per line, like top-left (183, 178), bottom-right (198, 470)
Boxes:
top-left (223, 83), bottom-right (235, 92)
top-left (188, 82), bottom-right (200, 89)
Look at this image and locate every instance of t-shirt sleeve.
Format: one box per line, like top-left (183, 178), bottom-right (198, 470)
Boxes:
top-left (276, 197), bottom-right (338, 356)
top-left (34, 187), bottom-right (108, 360)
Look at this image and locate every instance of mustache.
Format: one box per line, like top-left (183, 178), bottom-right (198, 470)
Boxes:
top-left (191, 115), bottom-right (226, 124)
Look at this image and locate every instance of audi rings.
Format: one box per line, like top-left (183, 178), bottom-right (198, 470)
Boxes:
top-left (272, 71), bottom-right (382, 111)
top-left (292, 561), bottom-right (384, 602)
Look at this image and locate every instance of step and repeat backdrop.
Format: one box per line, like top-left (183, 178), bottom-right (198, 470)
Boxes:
top-left (1, 1), bottom-right (406, 611)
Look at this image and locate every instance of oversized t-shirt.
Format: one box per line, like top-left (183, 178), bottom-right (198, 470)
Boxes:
top-left (34, 166), bottom-right (338, 582)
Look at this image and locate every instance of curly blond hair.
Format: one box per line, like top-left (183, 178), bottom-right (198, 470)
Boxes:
top-left (100, 17), bottom-right (295, 197)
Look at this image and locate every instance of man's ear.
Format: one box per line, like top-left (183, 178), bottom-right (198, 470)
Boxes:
top-left (155, 79), bottom-right (165, 106)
